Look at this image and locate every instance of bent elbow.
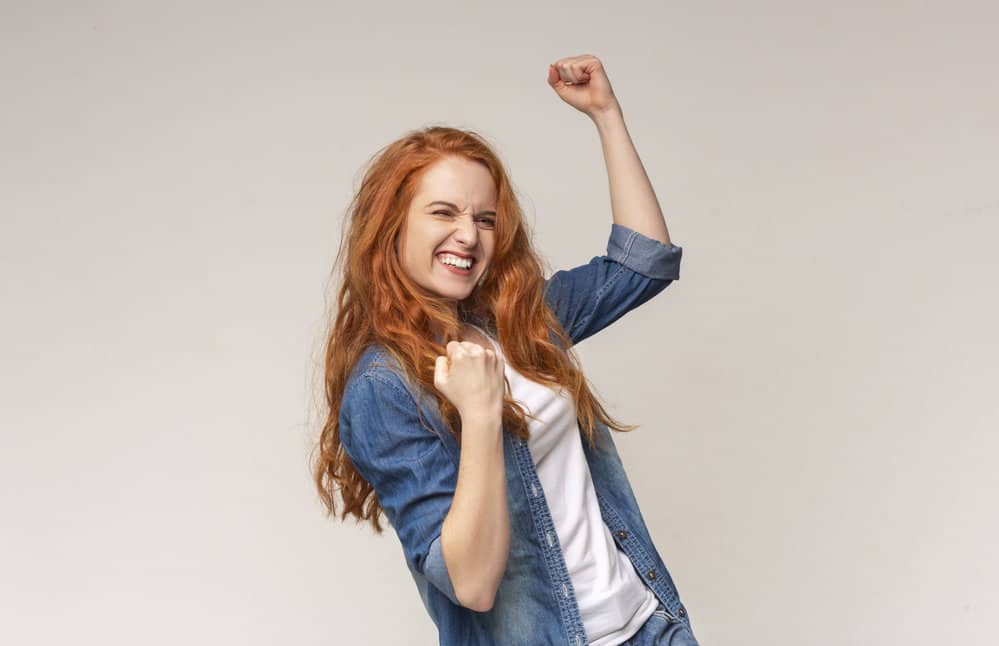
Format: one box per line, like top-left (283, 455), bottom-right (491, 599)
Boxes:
top-left (452, 574), bottom-right (499, 612)
top-left (460, 588), bottom-right (497, 613)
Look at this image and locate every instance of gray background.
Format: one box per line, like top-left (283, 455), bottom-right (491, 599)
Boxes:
top-left (2, 1), bottom-right (997, 644)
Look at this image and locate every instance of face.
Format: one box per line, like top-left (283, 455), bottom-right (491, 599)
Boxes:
top-left (396, 156), bottom-right (497, 310)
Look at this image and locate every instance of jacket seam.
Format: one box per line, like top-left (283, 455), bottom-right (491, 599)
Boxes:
top-left (356, 369), bottom-right (447, 464)
top-left (574, 260), bottom-right (627, 338)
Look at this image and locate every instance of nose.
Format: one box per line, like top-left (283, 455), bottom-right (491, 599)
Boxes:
top-left (451, 213), bottom-right (479, 246)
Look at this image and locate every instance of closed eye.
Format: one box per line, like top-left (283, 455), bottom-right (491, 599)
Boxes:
top-left (434, 210), bottom-right (495, 228)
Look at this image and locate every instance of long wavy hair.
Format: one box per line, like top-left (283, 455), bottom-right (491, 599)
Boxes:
top-left (312, 125), bottom-right (638, 532)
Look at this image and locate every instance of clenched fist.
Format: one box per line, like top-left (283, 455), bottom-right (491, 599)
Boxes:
top-left (434, 340), bottom-right (505, 422)
top-left (547, 54), bottom-right (620, 117)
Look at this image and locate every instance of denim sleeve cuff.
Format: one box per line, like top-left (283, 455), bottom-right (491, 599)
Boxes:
top-left (425, 532), bottom-right (461, 606)
top-left (606, 223), bottom-right (682, 280)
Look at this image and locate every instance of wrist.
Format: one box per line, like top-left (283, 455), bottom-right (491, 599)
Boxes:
top-left (459, 407), bottom-right (503, 427)
top-left (589, 98), bottom-right (623, 126)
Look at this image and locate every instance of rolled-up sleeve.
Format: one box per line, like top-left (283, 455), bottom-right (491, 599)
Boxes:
top-left (605, 223), bottom-right (682, 280)
top-left (339, 370), bottom-right (461, 606)
top-left (543, 223), bottom-right (683, 347)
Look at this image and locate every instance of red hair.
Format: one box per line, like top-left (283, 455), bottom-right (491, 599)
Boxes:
top-left (312, 125), bottom-right (637, 531)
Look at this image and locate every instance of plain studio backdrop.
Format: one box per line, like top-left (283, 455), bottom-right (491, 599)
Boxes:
top-left (2, 1), bottom-right (997, 644)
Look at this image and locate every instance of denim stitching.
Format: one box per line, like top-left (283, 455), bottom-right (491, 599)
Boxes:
top-left (356, 370), bottom-right (447, 464)
top-left (574, 259), bottom-right (628, 337)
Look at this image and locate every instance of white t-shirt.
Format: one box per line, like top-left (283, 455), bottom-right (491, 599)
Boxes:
top-left (469, 324), bottom-right (658, 646)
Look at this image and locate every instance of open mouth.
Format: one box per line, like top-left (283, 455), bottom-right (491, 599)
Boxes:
top-left (436, 253), bottom-right (476, 275)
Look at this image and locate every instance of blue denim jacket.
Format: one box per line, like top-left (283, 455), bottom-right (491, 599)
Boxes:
top-left (339, 224), bottom-right (691, 645)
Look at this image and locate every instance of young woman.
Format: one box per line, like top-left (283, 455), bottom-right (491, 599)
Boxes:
top-left (313, 54), bottom-right (700, 646)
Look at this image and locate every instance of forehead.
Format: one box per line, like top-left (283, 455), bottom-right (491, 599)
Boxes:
top-left (414, 156), bottom-right (497, 207)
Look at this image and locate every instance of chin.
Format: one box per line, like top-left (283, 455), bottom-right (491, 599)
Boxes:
top-left (423, 278), bottom-right (471, 300)
top-left (440, 287), bottom-right (475, 300)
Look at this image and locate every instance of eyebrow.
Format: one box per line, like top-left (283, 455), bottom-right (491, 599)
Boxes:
top-left (425, 201), bottom-right (497, 217)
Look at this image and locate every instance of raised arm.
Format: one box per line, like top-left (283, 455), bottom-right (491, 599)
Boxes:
top-left (544, 56), bottom-right (682, 347)
top-left (548, 54), bottom-right (674, 246)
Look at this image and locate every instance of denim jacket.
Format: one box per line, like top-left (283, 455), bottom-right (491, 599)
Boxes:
top-left (339, 223), bottom-right (691, 645)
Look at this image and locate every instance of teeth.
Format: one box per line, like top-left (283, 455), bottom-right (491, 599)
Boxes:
top-left (438, 253), bottom-right (472, 269)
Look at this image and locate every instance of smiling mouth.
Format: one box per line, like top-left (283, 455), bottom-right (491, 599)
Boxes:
top-left (436, 254), bottom-right (476, 273)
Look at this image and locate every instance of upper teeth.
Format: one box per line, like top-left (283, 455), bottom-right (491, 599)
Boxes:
top-left (439, 253), bottom-right (472, 268)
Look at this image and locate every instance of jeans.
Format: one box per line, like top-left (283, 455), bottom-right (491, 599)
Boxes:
top-left (620, 603), bottom-right (702, 646)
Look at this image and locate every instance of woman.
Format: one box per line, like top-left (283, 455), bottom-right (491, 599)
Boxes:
top-left (313, 54), bottom-right (700, 646)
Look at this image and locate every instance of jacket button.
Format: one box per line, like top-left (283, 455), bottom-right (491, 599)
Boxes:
top-left (678, 607), bottom-right (687, 618)
top-left (617, 530), bottom-right (628, 539)
top-left (646, 569), bottom-right (656, 580)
